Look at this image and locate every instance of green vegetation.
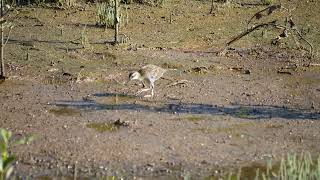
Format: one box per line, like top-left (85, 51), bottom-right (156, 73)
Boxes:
top-left (86, 122), bottom-right (119, 132)
top-left (58, 0), bottom-right (76, 8)
top-left (235, 107), bottom-right (255, 119)
top-left (135, 0), bottom-right (165, 6)
top-left (261, 0), bottom-right (273, 5)
top-left (0, 129), bottom-right (15, 180)
top-left (96, 0), bottom-right (130, 30)
top-left (80, 25), bottom-right (90, 48)
top-left (96, 1), bottom-right (114, 28)
top-left (224, 152), bottom-right (320, 180)
top-left (0, 128), bottom-right (34, 180)
top-left (96, 0), bottom-right (120, 28)
top-left (49, 107), bottom-right (81, 116)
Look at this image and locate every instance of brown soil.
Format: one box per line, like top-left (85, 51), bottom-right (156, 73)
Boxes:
top-left (1, 0), bottom-right (320, 179)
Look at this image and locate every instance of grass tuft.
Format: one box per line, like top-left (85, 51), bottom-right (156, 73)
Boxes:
top-left (224, 152), bottom-right (320, 180)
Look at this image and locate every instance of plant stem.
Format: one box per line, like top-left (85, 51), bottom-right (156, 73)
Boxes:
top-left (0, 0), bottom-right (4, 78)
top-left (114, 0), bottom-right (119, 44)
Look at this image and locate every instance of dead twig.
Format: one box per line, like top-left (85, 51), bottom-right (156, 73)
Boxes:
top-left (226, 20), bottom-right (277, 47)
top-left (293, 29), bottom-right (313, 57)
top-left (274, 23), bottom-right (313, 57)
top-left (209, 0), bottom-right (215, 14)
top-left (4, 24), bottom-right (13, 46)
top-left (247, 4), bottom-right (281, 29)
top-left (222, 5), bottom-right (314, 58)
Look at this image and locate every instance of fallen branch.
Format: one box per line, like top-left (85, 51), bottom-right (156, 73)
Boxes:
top-left (247, 5), bottom-right (281, 29)
top-left (226, 20), bottom-right (277, 47)
top-left (221, 5), bottom-right (314, 58)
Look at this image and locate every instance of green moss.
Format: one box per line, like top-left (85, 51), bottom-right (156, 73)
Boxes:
top-left (235, 107), bottom-right (256, 119)
top-left (86, 122), bottom-right (119, 132)
top-left (49, 108), bottom-right (80, 116)
top-left (265, 123), bottom-right (284, 129)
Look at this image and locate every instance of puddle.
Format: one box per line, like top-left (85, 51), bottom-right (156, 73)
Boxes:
top-left (49, 108), bottom-right (81, 116)
top-left (217, 164), bottom-right (275, 180)
top-left (87, 120), bottom-right (129, 133)
top-left (234, 107), bottom-right (257, 119)
top-left (49, 100), bottom-right (320, 120)
top-left (93, 93), bottom-right (136, 103)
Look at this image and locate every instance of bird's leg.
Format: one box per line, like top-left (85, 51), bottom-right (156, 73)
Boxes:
top-left (141, 81), bottom-right (146, 88)
top-left (134, 79), bottom-right (150, 96)
top-left (144, 82), bottom-right (155, 98)
top-left (151, 83), bottom-right (154, 97)
top-left (135, 88), bottom-right (151, 96)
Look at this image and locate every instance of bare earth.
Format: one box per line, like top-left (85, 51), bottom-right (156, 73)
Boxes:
top-left (1, 0), bottom-right (320, 179)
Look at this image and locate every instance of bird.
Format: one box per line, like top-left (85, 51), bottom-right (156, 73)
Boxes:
top-left (128, 64), bottom-right (167, 97)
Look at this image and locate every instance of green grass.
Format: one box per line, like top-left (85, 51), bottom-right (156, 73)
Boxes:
top-left (0, 128), bottom-right (34, 180)
top-left (96, 2), bottom-right (115, 28)
top-left (223, 152), bottom-right (320, 180)
top-left (235, 107), bottom-right (256, 119)
top-left (96, 0), bottom-right (121, 28)
top-left (261, 0), bottom-right (274, 5)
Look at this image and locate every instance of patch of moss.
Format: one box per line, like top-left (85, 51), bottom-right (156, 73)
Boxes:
top-left (49, 108), bottom-right (80, 116)
top-left (86, 122), bottom-right (119, 132)
top-left (266, 123), bottom-right (284, 129)
top-left (161, 62), bottom-right (183, 69)
top-left (235, 107), bottom-right (256, 119)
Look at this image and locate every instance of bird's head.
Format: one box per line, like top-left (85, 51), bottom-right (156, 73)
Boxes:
top-left (128, 71), bottom-right (141, 81)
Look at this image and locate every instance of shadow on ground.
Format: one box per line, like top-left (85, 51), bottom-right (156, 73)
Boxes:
top-left (47, 92), bottom-right (320, 120)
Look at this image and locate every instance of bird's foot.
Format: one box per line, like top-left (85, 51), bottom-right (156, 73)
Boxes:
top-left (135, 88), bottom-right (151, 96)
top-left (143, 94), bottom-right (153, 98)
